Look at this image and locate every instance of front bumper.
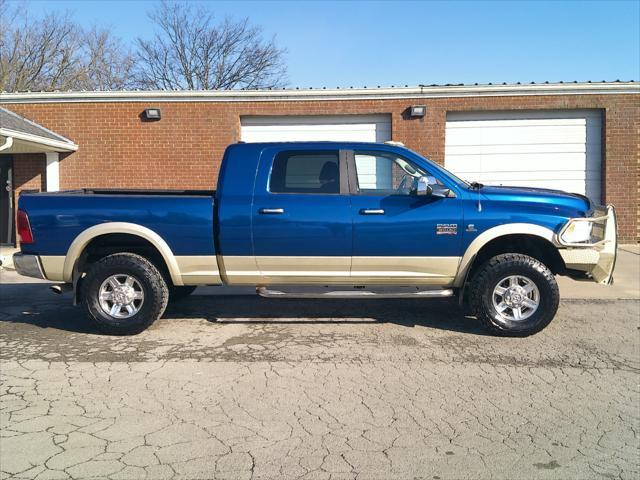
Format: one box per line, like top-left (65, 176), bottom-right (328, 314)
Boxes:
top-left (12, 253), bottom-right (46, 280)
top-left (558, 205), bottom-right (618, 285)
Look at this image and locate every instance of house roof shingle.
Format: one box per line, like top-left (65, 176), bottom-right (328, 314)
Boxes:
top-left (0, 107), bottom-right (74, 143)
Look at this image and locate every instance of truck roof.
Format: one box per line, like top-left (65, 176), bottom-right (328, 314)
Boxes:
top-left (230, 141), bottom-right (410, 153)
top-left (234, 141), bottom-right (403, 147)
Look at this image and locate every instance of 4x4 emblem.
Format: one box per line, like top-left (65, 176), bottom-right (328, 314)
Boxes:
top-left (436, 224), bottom-right (457, 235)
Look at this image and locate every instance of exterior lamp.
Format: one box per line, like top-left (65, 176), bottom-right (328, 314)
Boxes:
top-left (410, 105), bottom-right (426, 117)
top-left (143, 108), bottom-right (162, 120)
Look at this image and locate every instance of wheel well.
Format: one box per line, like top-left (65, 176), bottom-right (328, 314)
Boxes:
top-left (77, 233), bottom-right (172, 283)
top-left (467, 234), bottom-right (566, 279)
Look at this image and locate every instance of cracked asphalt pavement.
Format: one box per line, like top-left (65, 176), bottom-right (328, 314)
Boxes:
top-left (1, 277), bottom-right (639, 479)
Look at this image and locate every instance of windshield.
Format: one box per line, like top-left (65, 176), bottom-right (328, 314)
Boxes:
top-left (404, 148), bottom-right (471, 188)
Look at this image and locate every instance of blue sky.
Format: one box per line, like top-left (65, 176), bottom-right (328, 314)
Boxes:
top-left (22, 0), bottom-right (640, 87)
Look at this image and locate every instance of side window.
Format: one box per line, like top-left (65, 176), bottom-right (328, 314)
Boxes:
top-left (270, 151), bottom-right (340, 194)
top-left (353, 151), bottom-right (439, 196)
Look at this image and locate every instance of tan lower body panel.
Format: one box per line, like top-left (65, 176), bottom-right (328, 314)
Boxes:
top-left (221, 255), bottom-right (460, 286)
top-left (257, 256), bottom-right (351, 285)
top-left (175, 256), bottom-right (222, 285)
top-left (221, 256), bottom-right (262, 284)
top-left (42, 254), bottom-right (458, 287)
top-left (39, 255), bottom-right (222, 285)
top-left (39, 256), bottom-right (66, 282)
top-left (351, 256), bottom-right (460, 285)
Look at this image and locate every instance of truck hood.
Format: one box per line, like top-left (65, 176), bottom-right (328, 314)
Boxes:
top-left (478, 185), bottom-right (592, 215)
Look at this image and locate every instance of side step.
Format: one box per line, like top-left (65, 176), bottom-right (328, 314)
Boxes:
top-left (257, 286), bottom-right (454, 299)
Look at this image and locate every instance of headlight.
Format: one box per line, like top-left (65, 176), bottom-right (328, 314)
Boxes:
top-left (560, 220), bottom-right (593, 244)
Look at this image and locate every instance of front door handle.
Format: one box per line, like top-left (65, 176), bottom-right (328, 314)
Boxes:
top-left (360, 209), bottom-right (385, 215)
top-left (259, 208), bottom-right (285, 214)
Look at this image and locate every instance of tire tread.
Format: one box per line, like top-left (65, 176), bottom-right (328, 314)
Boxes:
top-left (468, 253), bottom-right (559, 336)
top-left (81, 253), bottom-right (169, 335)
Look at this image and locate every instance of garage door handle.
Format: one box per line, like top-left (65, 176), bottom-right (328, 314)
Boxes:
top-left (360, 209), bottom-right (385, 215)
top-left (259, 208), bottom-right (284, 214)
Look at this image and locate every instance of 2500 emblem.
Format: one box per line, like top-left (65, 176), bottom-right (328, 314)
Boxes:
top-left (436, 224), bottom-right (458, 235)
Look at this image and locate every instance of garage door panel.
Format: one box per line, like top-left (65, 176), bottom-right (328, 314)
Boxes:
top-left (447, 110), bottom-right (602, 122)
top-left (446, 152), bottom-right (592, 172)
top-left (444, 109), bottom-right (602, 202)
top-left (243, 124), bottom-right (387, 134)
top-left (445, 125), bottom-right (589, 146)
top-left (458, 175), bottom-right (596, 195)
top-left (241, 115), bottom-right (391, 144)
top-left (243, 128), bottom-right (377, 143)
top-left (458, 170), bottom-right (591, 182)
top-left (446, 143), bottom-right (591, 156)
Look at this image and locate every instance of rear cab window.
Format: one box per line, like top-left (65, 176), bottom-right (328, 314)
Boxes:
top-left (269, 151), bottom-right (341, 194)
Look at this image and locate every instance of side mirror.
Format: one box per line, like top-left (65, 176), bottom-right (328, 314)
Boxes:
top-left (417, 176), bottom-right (432, 196)
top-left (417, 176), bottom-right (452, 198)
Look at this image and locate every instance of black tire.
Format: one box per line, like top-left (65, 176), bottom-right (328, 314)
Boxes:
top-left (169, 285), bottom-right (197, 301)
top-left (468, 253), bottom-right (559, 337)
top-left (81, 253), bottom-right (169, 335)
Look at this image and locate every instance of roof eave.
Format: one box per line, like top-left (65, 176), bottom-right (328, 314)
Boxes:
top-left (0, 82), bottom-right (638, 104)
top-left (0, 128), bottom-right (79, 152)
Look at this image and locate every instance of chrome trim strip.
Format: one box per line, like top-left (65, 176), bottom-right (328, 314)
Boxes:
top-left (257, 286), bottom-right (455, 299)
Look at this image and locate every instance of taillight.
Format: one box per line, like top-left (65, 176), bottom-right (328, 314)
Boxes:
top-left (17, 210), bottom-right (34, 244)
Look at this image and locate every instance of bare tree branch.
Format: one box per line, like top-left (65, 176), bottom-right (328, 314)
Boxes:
top-left (0, 2), bottom-right (136, 92)
top-left (134, 1), bottom-right (287, 90)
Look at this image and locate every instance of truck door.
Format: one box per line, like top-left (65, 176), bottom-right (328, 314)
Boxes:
top-left (348, 149), bottom-right (463, 285)
top-left (251, 147), bottom-right (352, 284)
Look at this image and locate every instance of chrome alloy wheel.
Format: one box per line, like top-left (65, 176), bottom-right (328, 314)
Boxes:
top-left (99, 274), bottom-right (145, 319)
top-left (491, 275), bottom-right (540, 321)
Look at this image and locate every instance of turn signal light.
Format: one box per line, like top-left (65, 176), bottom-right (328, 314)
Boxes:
top-left (17, 210), bottom-right (34, 244)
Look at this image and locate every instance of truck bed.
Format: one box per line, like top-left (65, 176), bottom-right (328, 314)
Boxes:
top-left (18, 190), bottom-right (216, 257)
top-left (23, 189), bottom-right (215, 197)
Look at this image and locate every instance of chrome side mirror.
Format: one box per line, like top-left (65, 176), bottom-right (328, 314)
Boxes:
top-left (417, 176), bottom-right (432, 196)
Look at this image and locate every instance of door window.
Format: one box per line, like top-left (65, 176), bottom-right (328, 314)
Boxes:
top-left (353, 151), bottom-right (439, 196)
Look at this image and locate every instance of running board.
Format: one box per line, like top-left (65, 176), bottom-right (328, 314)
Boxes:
top-left (257, 286), bottom-right (454, 299)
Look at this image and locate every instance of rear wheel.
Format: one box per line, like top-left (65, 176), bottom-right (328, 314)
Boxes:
top-left (468, 253), bottom-right (559, 336)
top-left (81, 253), bottom-right (168, 335)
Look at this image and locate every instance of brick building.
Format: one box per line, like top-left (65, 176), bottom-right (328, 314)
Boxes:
top-left (0, 81), bottom-right (638, 244)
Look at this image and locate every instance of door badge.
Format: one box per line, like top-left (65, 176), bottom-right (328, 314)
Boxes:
top-left (436, 224), bottom-right (458, 235)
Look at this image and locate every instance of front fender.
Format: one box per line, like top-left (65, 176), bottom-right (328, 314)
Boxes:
top-left (453, 223), bottom-right (557, 287)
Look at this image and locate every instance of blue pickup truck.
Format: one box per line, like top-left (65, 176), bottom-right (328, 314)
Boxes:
top-left (13, 142), bottom-right (617, 336)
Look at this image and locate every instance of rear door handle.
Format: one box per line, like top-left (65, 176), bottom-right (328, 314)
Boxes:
top-left (360, 209), bottom-right (385, 215)
top-left (259, 208), bottom-right (285, 214)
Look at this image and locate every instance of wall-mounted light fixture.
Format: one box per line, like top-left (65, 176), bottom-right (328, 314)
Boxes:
top-left (410, 105), bottom-right (426, 117)
top-left (143, 108), bottom-right (161, 120)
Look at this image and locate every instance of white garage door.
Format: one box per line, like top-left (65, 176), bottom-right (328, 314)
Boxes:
top-left (240, 115), bottom-right (391, 143)
top-left (444, 110), bottom-right (603, 202)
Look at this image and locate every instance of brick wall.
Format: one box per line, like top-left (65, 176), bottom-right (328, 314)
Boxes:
top-left (13, 153), bottom-right (45, 196)
top-left (2, 93), bottom-right (639, 241)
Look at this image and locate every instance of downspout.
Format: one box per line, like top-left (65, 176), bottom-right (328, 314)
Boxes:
top-left (0, 137), bottom-right (13, 151)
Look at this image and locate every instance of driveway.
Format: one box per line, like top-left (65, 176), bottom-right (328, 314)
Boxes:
top-left (0, 251), bottom-right (638, 480)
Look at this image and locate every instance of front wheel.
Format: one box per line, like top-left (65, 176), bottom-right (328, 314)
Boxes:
top-left (468, 253), bottom-right (559, 336)
top-left (81, 253), bottom-right (169, 335)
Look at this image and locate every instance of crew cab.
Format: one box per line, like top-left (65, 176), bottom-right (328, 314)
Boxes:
top-left (13, 142), bottom-right (617, 336)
